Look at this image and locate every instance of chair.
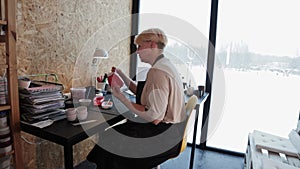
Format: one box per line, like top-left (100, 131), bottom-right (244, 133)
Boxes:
top-left (179, 95), bottom-right (198, 154)
top-left (154, 95), bottom-right (198, 169)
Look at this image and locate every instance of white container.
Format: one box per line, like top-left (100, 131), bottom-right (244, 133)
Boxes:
top-left (79, 99), bottom-right (91, 107)
top-left (77, 106), bottom-right (88, 120)
top-left (70, 87), bottom-right (86, 102)
top-left (101, 101), bottom-right (113, 109)
top-left (65, 108), bottom-right (77, 122)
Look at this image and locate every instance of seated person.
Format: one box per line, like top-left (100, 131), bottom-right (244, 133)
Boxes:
top-left (87, 28), bottom-right (186, 169)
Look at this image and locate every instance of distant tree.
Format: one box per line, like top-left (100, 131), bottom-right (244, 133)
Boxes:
top-left (289, 57), bottom-right (300, 70)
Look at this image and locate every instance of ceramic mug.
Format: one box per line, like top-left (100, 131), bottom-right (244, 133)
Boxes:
top-left (66, 108), bottom-right (77, 121)
top-left (186, 87), bottom-right (194, 96)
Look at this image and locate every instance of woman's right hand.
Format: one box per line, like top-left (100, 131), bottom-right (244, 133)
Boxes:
top-left (111, 66), bottom-right (122, 75)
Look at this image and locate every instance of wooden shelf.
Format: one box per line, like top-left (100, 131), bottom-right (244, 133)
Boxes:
top-left (0, 64), bottom-right (8, 69)
top-left (0, 20), bottom-right (7, 25)
top-left (2, 0), bottom-right (24, 168)
top-left (0, 105), bottom-right (11, 111)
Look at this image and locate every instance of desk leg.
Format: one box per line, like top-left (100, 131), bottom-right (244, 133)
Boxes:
top-left (64, 144), bottom-right (73, 169)
top-left (189, 104), bottom-right (199, 169)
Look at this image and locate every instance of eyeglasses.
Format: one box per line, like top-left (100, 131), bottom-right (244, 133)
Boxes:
top-left (136, 40), bottom-right (152, 51)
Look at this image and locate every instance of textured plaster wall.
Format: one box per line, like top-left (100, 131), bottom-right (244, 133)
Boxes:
top-left (16, 0), bottom-right (132, 168)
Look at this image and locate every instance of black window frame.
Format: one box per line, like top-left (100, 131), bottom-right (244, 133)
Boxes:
top-left (130, 0), bottom-right (244, 157)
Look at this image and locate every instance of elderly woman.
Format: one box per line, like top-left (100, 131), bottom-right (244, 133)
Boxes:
top-left (87, 28), bottom-right (186, 169)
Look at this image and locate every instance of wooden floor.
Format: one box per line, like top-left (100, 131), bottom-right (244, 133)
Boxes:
top-left (75, 146), bottom-right (245, 169)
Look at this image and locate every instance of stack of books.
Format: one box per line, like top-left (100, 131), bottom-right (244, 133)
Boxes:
top-left (0, 77), bottom-right (7, 105)
top-left (19, 81), bottom-right (66, 124)
top-left (0, 0), bottom-right (5, 20)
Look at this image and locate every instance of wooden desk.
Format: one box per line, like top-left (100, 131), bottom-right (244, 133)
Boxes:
top-left (20, 93), bottom-right (208, 169)
top-left (185, 92), bottom-right (209, 169)
top-left (21, 108), bottom-right (125, 169)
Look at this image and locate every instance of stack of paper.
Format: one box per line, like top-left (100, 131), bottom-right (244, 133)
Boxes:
top-left (19, 81), bottom-right (66, 123)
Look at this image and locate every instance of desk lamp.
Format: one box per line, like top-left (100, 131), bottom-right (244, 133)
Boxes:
top-left (91, 48), bottom-right (108, 87)
top-left (92, 48), bottom-right (108, 65)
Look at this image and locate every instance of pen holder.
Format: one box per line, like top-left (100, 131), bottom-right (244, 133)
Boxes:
top-left (96, 82), bottom-right (106, 91)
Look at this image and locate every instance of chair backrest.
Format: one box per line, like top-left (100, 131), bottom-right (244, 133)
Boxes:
top-left (179, 95), bottom-right (198, 153)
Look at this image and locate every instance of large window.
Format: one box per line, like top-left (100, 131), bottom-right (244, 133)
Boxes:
top-left (207, 0), bottom-right (300, 152)
top-left (139, 0), bottom-right (211, 144)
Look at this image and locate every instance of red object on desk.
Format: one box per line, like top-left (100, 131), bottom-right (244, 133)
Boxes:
top-left (93, 96), bottom-right (104, 106)
top-left (108, 73), bottom-right (124, 88)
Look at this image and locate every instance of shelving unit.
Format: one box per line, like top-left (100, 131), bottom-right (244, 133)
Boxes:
top-left (0, 0), bottom-right (23, 168)
top-left (0, 21), bottom-right (7, 25)
top-left (0, 105), bottom-right (10, 111)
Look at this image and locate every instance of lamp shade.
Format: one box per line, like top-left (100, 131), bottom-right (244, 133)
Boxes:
top-left (93, 48), bottom-right (108, 58)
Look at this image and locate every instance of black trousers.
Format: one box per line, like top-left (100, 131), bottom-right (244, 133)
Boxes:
top-left (87, 119), bottom-right (184, 169)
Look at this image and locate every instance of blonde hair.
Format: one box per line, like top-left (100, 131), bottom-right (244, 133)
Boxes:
top-left (134, 28), bottom-right (168, 49)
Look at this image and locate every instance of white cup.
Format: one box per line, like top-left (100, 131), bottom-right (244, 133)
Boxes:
top-left (186, 87), bottom-right (194, 96)
top-left (66, 108), bottom-right (77, 121)
top-left (77, 106), bottom-right (88, 120)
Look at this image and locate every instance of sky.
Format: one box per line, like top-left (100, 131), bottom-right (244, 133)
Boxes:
top-left (140, 0), bottom-right (300, 57)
